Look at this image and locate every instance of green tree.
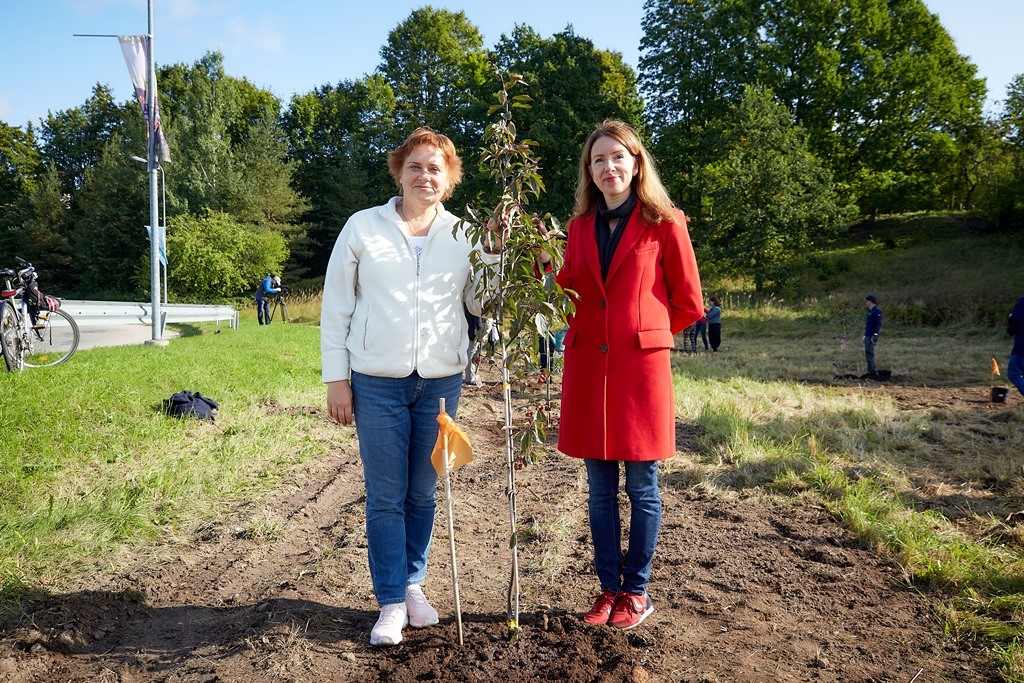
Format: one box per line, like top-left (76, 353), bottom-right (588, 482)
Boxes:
top-left (158, 52), bottom-right (308, 283)
top-left (157, 52), bottom-right (244, 216)
top-left (836, 0), bottom-right (985, 214)
top-left (378, 5), bottom-right (491, 190)
top-left (38, 84), bottom-right (128, 194)
top-left (71, 137), bottom-right (152, 297)
top-left (0, 121), bottom-right (41, 216)
top-left (694, 86), bottom-right (854, 292)
top-left (492, 25), bottom-right (644, 220)
top-left (166, 211), bottom-right (288, 302)
top-left (937, 118), bottom-right (1005, 212)
top-left (281, 75), bottom-right (398, 279)
top-left (640, 0), bottom-right (760, 134)
top-left (639, 0), bottom-right (763, 207)
top-left (229, 114), bottom-right (307, 227)
top-left (0, 163), bottom-right (73, 292)
top-left (991, 73), bottom-right (1024, 226)
top-left (18, 87), bottom-right (146, 297)
top-left (639, 0), bottom-right (987, 216)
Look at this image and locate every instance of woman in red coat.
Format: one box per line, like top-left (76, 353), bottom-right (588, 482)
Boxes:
top-left (556, 120), bottom-right (703, 630)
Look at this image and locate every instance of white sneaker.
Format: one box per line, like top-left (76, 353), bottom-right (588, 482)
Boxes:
top-left (369, 603), bottom-right (408, 646)
top-left (405, 584), bottom-right (439, 628)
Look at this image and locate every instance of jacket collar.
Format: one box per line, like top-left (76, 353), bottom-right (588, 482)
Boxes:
top-left (582, 210), bottom-right (646, 287)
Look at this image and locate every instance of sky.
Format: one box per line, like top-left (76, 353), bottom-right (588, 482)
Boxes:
top-left (1, 0), bottom-right (1022, 129)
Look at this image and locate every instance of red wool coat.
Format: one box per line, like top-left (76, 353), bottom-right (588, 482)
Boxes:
top-left (556, 207), bottom-right (703, 461)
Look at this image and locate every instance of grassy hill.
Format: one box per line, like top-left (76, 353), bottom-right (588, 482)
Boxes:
top-left (708, 211), bottom-right (1024, 328)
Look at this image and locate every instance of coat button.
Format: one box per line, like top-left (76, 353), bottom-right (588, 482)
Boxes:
top-left (600, 344), bottom-right (608, 353)
top-left (600, 300), bottom-right (607, 308)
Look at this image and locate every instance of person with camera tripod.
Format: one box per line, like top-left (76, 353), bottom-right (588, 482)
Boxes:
top-left (255, 275), bottom-right (282, 325)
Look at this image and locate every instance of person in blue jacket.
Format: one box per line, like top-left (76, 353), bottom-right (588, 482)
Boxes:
top-left (863, 294), bottom-right (883, 374)
top-left (1007, 295), bottom-right (1024, 398)
top-left (255, 275), bottom-right (281, 325)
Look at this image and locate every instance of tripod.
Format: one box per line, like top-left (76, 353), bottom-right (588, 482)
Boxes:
top-left (269, 293), bottom-right (291, 323)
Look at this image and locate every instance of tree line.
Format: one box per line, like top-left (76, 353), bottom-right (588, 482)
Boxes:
top-left (0, 1), bottom-right (1021, 301)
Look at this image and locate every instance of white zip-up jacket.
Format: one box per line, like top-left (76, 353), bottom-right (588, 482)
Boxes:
top-left (321, 197), bottom-right (496, 382)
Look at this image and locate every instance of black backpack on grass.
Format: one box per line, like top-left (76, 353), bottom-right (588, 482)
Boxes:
top-left (163, 391), bottom-right (219, 421)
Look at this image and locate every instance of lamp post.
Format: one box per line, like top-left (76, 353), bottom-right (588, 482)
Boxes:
top-left (131, 155), bottom-right (167, 305)
top-left (143, 0), bottom-right (165, 344)
top-left (73, 0), bottom-right (165, 340)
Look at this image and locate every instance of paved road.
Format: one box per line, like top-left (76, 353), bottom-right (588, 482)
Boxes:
top-left (78, 324), bottom-right (180, 350)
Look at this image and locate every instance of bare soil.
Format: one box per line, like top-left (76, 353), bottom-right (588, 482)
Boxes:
top-left (2, 364), bottom-right (1015, 682)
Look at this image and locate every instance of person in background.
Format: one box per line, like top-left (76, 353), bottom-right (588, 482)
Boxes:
top-left (255, 275), bottom-right (281, 325)
top-left (556, 120), bottom-right (703, 630)
top-left (695, 308), bottom-right (709, 351)
top-left (863, 294), bottom-right (883, 375)
top-left (706, 297), bottom-right (722, 351)
top-left (485, 317), bottom-right (499, 356)
top-left (679, 323), bottom-right (696, 353)
top-left (532, 213), bottom-right (555, 382)
top-left (1006, 295), bottom-right (1024, 398)
top-left (464, 304), bottom-right (484, 387)
top-left (321, 127), bottom-right (498, 647)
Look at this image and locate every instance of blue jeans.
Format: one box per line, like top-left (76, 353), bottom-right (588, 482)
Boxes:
top-left (696, 322), bottom-right (709, 350)
top-left (256, 297), bottom-right (271, 324)
top-left (864, 337), bottom-right (876, 373)
top-left (351, 370), bottom-right (462, 606)
top-left (584, 459), bottom-right (662, 595)
top-left (1010, 353), bottom-right (1024, 398)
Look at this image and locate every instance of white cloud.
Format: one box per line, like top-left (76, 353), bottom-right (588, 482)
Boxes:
top-left (224, 16), bottom-right (285, 55)
top-left (162, 0), bottom-right (209, 24)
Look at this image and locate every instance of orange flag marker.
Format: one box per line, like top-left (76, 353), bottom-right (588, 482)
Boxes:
top-left (992, 358), bottom-right (1001, 376)
top-left (431, 412), bottom-right (474, 476)
top-left (433, 399), bottom-right (471, 645)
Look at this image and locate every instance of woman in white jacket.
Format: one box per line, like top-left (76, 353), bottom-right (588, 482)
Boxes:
top-left (321, 127), bottom-right (495, 646)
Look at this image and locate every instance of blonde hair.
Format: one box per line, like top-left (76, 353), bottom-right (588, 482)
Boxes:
top-left (572, 120), bottom-right (675, 224)
top-left (387, 127), bottom-right (463, 201)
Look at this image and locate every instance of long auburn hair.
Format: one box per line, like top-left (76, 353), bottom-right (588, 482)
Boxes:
top-left (572, 120), bottom-right (676, 224)
top-left (387, 127), bottom-right (463, 201)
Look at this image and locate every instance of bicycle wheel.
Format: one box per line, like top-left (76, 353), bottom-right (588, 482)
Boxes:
top-left (1, 300), bottom-right (22, 371)
top-left (24, 308), bottom-right (79, 367)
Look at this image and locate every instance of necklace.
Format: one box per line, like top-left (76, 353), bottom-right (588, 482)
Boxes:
top-left (398, 200), bottom-right (438, 237)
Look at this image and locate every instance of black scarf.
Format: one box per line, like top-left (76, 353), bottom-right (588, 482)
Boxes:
top-left (595, 192), bottom-right (638, 281)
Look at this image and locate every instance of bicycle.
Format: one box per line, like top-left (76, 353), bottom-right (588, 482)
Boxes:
top-left (1, 257), bottom-right (80, 371)
top-left (268, 287), bottom-right (292, 323)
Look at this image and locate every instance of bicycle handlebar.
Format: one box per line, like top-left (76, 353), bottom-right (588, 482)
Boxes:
top-left (4, 257), bottom-right (37, 287)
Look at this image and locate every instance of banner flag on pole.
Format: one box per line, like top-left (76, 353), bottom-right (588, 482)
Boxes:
top-left (144, 225), bottom-right (168, 266)
top-left (118, 35), bottom-right (171, 164)
top-left (431, 412), bottom-right (473, 476)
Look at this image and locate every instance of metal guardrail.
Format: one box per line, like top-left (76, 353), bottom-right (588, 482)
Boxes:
top-left (57, 300), bottom-right (239, 329)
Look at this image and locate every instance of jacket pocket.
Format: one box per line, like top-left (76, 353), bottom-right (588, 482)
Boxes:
top-left (637, 328), bottom-right (674, 349)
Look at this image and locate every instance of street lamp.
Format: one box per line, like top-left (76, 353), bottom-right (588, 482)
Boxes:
top-left (131, 155), bottom-right (167, 306)
top-left (74, 0), bottom-right (165, 343)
